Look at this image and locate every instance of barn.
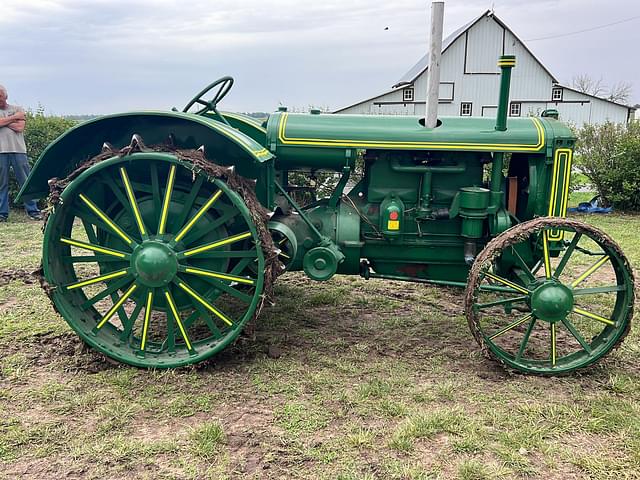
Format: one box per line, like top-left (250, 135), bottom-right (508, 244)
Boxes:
top-left (335, 10), bottom-right (635, 125)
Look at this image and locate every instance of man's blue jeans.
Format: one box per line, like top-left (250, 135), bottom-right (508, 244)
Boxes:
top-left (0, 153), bottom-right (40, 218)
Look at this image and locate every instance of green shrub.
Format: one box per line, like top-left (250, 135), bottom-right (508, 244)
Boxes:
top-left (24, 108), bottom-right (76, 166)
top-left (575, 121), bottom-right (640, 210)
top-left (8, 108), bottom-right (76, 204)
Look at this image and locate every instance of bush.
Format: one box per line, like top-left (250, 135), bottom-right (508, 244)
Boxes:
top-left (575, 121), bottom-right (640, 210)
top-left (8, 108), bottom-right (76, 204)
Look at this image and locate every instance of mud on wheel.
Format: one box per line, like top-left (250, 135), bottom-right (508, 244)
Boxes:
top-left (465, 217), bottom-right (634, 375)
top-left (43, 152), bottom-right (266, 368)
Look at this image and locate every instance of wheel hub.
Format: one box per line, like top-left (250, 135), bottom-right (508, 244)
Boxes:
top-left (531, 281), bottom-right (574, 323)
top-left (132, 241), bottom-right (178, 287)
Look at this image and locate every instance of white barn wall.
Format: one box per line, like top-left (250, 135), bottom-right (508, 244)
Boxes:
top-left (551, 102), bottom-right (590, 126)
top-left (504, 31), bottom-right (554, 100)
top-left (588, 99), bottom-right (629, 124)
top-left (465, 16), bottom-right (503, 73)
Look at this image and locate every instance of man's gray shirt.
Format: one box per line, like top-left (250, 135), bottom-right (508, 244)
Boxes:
top-left (0, 104), bottom-right (27, 154)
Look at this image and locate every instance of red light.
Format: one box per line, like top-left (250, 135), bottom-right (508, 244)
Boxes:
top-left (389, 211), bottom-right (399, 220)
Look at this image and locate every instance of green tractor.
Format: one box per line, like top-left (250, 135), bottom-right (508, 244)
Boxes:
top-left (18, 57), bottom-right (634, 374)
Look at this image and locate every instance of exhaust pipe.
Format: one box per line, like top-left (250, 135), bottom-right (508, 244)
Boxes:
top-left (489, 55), bottom-right (516, 210)
top-left (425, 1), bottom-right (445, 129)
top-left (495, 55), bottom-right (516, 131)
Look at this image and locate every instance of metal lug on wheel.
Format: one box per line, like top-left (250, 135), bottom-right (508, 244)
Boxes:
top-left (128, 133), bottom-right (146, 152)
top-left (102, 142), bottom-right (114, 153)
top-left (197, 145), bottom-right (205, 155)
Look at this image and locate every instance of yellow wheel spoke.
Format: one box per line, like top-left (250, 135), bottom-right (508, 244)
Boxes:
top-left (141, 290), bottom-right (154, 351)
top-left (184, 267), bottom-right (255, 285)
top-left (96, 284), bottom-right (138, 329)
top-left (182, 231), bottom-right (252, 257)
top-left (571, 255), bottom-right (610, 288)
top-left (164, 291), bottom-right (193, 351)
top-left (174, 190), bottom-right (223, 242)
top-left (542, 230), bottom-right (551, 280)
top-left (66, 269), bottom-right (129, 290)
top-left (483, 272), bottom-right (529, 295)
top-left (177, 282), bottom-right (233, 326)
top-left (79, 193), bottom-right (134, 246)
top-left (119, 167), bottom-right (147, 237)
top-left (61, 237), bottom-right (128, 258)
top-left (489, 313), bottom-right (533, 340)
top-left (573, 307), bottom-right (615, 326)
top-left (158, 165), bottom-right (176, 235)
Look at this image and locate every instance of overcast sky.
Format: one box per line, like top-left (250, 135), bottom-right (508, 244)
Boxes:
top-left (2, 0), bottom-right (639, 115)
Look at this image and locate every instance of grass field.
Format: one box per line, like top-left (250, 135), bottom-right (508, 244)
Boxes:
top-left (1, 193), bottom-right (639, 479)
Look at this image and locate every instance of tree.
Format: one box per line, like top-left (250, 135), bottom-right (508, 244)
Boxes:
top-left (24, 107), bottom-right (76, 165)
top-left (571, 74), bottom-right (606, 97)
top-left (607, 81), bottom-right (632, 104)
top-left (571, 74), bottom-right (632, 104)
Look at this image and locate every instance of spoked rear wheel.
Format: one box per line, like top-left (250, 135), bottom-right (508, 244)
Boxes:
top-left (465, 217), bottom-right (634, 375)
top-left (43, 153), bottom-right (265, 368)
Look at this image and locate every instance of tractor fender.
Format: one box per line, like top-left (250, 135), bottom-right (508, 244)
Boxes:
top-left (17, 111), bottom-right (273, 202)
top-left (220, 111), bottom-right (267, 146)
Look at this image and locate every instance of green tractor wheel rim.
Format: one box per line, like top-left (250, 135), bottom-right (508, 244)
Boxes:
top-left (43, 153), bottom-right (265, 368)
top-left (465, 217), bottom-right (634, 375)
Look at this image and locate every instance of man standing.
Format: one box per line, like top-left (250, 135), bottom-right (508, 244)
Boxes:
top-left (0, 85), bottom-right (41, 222)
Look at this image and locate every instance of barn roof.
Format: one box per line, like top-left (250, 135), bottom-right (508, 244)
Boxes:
top-left (392, 10), bottom-right (559, 88)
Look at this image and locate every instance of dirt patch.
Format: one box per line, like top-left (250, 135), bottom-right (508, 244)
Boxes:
top-left (224, 408), bottom-right (275, 475)
top-left (0, 267), bottom-right (38, 286)
top-left (0, 296), bottom-right (19, 312)
top-left (2, 457), bottom-right (91, 480)
top-left (5, 332), bottom-right (117, 374)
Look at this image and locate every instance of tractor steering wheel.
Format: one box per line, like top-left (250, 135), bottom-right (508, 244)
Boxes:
top-left (183, 76), bottom-right (234, 121)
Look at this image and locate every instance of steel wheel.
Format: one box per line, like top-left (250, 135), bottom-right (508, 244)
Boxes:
top-left (465, 217), bottom-right (634, 375)
top-left (43, 153), bottom-right (264, 368)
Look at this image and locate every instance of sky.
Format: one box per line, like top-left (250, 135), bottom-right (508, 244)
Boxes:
top-left (2, 0), bottom-right (639, 115)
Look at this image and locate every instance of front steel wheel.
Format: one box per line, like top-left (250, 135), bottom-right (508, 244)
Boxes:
top-left (465, 217), bottom-right (634, 375)
top-left (43, 153), bottom-right (265, 368)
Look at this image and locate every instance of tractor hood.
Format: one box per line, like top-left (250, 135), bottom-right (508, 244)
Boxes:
top-left (266, 112), bottom-right (566, 154)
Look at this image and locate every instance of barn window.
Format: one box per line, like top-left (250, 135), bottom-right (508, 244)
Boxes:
top-left (460, 102), bottom-right (472, 116)
top-left (552, 88), bottom-right (563, 101)
top-left (510, 103), bottom-right (521, 117)
top-left (403, 88), bottom-right (414, 102)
